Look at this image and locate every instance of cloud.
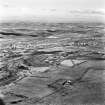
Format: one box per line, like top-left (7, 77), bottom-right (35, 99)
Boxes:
top-left (69, 9), bottom-right (105, 15)
top-left (0, 4), bottom-right (104, 22)
top-left (50, 9), bottom-right (56, 12)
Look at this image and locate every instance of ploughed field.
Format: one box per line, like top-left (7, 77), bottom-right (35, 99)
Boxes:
top-left (0, 22), bottom-right (105, 105)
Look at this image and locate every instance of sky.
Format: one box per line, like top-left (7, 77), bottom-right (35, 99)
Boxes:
top-left (0, 0), bottom-right (105, 22)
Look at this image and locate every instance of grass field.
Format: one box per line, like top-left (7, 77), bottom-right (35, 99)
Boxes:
top-left (0, 22), bottom-right (105, 105)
